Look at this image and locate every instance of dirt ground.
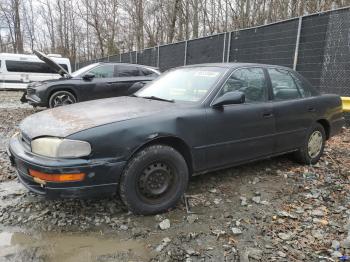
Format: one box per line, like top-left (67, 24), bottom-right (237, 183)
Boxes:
top-left (0, 91), bottom-right (350, 262)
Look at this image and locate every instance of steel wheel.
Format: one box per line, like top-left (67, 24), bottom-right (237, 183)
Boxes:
top-left (307, 130), bottom-right (323, 158)
top-left (137, 161), bottom-right (176, 204)
top-left (49, 91), bottom-right (76, 108)
top-left (119, 145), bottom-right (189, 215)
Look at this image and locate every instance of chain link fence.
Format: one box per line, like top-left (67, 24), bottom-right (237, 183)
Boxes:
top-left (76, 7), bottom-right (350, 98)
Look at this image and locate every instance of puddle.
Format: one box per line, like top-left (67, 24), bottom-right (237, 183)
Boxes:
top-left (0, 181), bottom-right (27, 208)
top-left (0, 230), bottom-right (151, 262)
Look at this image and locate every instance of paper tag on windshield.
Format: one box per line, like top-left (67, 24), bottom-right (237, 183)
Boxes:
top-left (194, 71), bottom-right (220, 77)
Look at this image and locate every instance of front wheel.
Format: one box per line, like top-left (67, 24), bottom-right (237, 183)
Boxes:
top-left (294, 123), bottom-right (326, 165)
top-left (48, 90), bottom-right (76, 108)
top-left (120, 145), bottom-right (189, 215)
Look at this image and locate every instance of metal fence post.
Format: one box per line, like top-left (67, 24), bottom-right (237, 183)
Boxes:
top-left (222, 33), bottom-right (227, 62)
top-left (226, 32), bottom-right (232, 62)
top-left (119, 53), bottom-right (122, 62)
top-left (184, 40), bottom-right (188, 65)
top-left (293, 16), bottom-right (303, 70)
top-left (157, 45), bottom-right (160, 68)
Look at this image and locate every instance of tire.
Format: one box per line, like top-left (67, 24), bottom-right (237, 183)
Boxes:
top-left (48, 90), bottom-right (76, 108)
top-left (294, 123), bottom-right (326, 165)
top-left (120, 145), bottom-right (189, 215)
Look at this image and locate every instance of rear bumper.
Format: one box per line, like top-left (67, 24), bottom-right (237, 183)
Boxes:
top-left (8, 134), bottom-right (126, 199)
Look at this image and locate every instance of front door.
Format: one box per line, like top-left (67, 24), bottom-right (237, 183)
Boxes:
top-left (204, 67), bottom-right (275, 170)
top-left (79, 64), bottom-right (116, 101)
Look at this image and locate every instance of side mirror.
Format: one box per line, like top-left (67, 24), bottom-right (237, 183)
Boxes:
top-left (82, 73), bottom-right (95, 81)
top-left (212, 91), bottom-right (245, 108)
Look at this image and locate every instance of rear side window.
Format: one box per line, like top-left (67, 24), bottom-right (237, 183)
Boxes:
top-left (5, 60), bottom-right (68, 73)
top-left (87, 65), bottom-right (114, 78)
top-left (291, 71), bottom-right (319, 97)
top-left (141, 68), bottom-right (158, 77)
top-left (116, 65), bottom-right (141, 77)
top-left (268, 68), bottom-right (301, 100)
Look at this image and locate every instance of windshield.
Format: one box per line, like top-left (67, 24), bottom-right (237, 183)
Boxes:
top-left (136, 67), bottom-right (227, 102)
top-left (71, 63), bottom-right (99, 77)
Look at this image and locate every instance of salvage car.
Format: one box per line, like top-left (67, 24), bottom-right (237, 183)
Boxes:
top-left (8, 63), bottom-right (344, 215)
top-left (21, 51), bottom-right (160, 108)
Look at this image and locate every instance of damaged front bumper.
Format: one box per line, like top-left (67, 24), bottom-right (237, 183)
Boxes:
top-left (20, 88), bottom-right (45, 107)
top-left (8, 133), bottom-right (126, 199)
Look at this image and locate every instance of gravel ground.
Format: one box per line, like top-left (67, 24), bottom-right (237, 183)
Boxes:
top-left (0, 91), bottom-right (350, 261)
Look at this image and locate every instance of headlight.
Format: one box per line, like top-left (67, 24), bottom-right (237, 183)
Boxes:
top-left (30, 82), bottom-right (45, 88)
top-left (31, 137), bottom-right (91, 158)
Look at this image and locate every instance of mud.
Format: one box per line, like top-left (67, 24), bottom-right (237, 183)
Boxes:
top-left (0, 230), bottom-right (151, 262)
top-left (0, 91), bottom-right (350, 261)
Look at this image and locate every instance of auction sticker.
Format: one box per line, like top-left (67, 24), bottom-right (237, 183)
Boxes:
top-left (194, 71), bottom-right (220, 77)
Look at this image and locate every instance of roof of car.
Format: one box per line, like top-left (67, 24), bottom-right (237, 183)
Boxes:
top-left (97, 62), bottom-right (159, 70)
top-left (181, 62), bottom-right (291, 70)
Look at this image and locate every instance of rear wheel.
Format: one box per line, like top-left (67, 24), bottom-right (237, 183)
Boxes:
top-left (294, 123), bottom-right (326, 165)
top-left (120, 145), bottom-right (189, 215)
top-left (48, 90), bottom-right (76, 108)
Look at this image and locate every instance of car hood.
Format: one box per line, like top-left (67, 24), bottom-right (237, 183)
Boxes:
top-left (34, 50), bottom-right (71, 77)
top-left (20, 96), bottom-right (177, 139)
top-left (27, 78), bottom-right (64, 87)
top-left (27, 77), bottom-right (81, 88)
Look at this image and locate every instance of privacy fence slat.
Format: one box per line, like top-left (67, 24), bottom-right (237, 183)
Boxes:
top-left (76, 7), bottom-right (350, 96)
top-left (186, 33), bottom-right (226, 65)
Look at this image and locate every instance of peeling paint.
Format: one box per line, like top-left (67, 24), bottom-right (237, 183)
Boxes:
top-left (20, 96), bottom-right (177, 139)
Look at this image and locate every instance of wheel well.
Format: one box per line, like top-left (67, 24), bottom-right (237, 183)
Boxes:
top-left (317, 119), bottom-right (330, 139)
top-left (132, 136), bottom-right (193, 174)
top-left (48, 88), bottom-right (77, 106)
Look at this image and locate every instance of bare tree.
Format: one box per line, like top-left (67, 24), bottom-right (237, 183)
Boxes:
top-left (0, 0), bottom-right (23, 53)
top-left (22, 0), bottom-right (35, 51)
top-left (0, 0), bottom-right (349, 61)
top-left (167, 0), bottom-right (181, 43)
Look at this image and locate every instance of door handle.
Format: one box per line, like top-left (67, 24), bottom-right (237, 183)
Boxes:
top-left (262, 112), bottom-right (273, 118)
top-left (308, 107), bottom-right (316, 112)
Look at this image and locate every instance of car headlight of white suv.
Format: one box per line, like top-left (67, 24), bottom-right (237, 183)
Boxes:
top-left (31, 137), bottom-right (91, 158)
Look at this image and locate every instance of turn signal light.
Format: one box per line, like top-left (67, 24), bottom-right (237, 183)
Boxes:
top-left (29, 169), bottom-right (85, 182)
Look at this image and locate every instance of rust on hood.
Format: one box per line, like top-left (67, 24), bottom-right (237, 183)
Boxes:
top-left (20, 96), bottom-right (176, 139)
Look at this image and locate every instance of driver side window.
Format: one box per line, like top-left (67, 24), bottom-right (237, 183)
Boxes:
top-left (87, 65), bottom-right (114, 78)
top-left (220, 67), bottom-right (267, 103)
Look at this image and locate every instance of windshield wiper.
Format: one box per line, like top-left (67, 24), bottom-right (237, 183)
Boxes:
top-left (139, 96), bottom-right (174, 103)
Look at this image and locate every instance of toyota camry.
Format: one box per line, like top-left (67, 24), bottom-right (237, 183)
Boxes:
top-left (8, 63), bottom-right (344, 215)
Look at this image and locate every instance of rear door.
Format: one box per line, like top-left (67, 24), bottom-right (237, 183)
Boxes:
top-left (111, 65), bottom-right (148, 96)
top-left (267, 67), bottom-right (315, 153)
top-left (204, 67), bottom-right (275, 170)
